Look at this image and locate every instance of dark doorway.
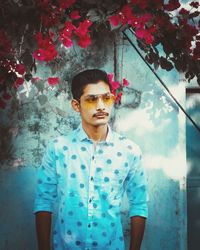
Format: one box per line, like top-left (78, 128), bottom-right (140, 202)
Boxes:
top-left (186, 87), bottom-right (200, 250)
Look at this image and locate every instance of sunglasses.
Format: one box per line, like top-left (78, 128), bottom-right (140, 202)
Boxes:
top-left (80, 93), bottom-right (115, 107)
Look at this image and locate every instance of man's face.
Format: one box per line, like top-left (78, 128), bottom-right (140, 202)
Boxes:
top-left (73, 81), bottom-right (115, 128)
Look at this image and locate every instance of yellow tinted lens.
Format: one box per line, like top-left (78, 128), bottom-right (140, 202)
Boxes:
top-left (102, 94), bottom-right (115, 105)
top-left (82, 94), bottom-right (115, 109)
top-left (85, 96), bottom-right (98, 104)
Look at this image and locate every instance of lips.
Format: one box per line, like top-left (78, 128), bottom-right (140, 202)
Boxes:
top-left (93, 112), bottom-right (109, 118)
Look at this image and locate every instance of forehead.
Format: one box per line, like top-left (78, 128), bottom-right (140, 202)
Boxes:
top-left (82, 81), bottom-right (110, 96)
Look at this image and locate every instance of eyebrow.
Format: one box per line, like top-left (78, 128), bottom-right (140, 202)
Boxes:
top-left (86, 92), bottom-right (111, 97)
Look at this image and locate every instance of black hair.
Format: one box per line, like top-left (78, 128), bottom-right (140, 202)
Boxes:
top-left (71, 69), bottom-right (112, 100)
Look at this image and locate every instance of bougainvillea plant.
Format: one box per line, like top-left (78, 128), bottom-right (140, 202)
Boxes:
top-left (0, 0), bottom-right (199, 109)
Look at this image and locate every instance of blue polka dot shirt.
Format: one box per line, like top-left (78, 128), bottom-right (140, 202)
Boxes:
top-left (34, 124), bottom-right (148, 250)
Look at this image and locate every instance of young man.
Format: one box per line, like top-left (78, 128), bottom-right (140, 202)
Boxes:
top-left (34, 69), bottom-right (148, 250)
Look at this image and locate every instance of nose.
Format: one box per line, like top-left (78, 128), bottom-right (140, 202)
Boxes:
top-left (96, 97), bottom-right (105, 110)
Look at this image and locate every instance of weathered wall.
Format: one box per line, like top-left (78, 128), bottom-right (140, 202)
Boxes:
top-left (0, 30), bottom-right (187, 250)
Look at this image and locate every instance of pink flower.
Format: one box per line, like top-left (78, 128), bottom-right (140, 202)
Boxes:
top-left (75, 20), bottom-right (93, 37)
top-left (70, 10), bottom-right (81, 20)
top-left (33, 32), bottom-right (58, 61)
top-left (15, 64), bottom-right (26, 75)
top-left (122, 78), bottom-right (129, 86)
top-left (115, 92), bottom-right (123, 104)
top-left (77, 35), bottom-right (91, 48)
top-left (109, 15), bottom-right (121, 26)
top-left (110, 81), bottom-right (120, 91)
top-left (33, 45), bottom-right (58, 62)
top-left (121, 4), bottom-right (133, 20)
top-left (47, 77), bottom-right (59, 86)
top-left (135, 29), bottom-right (154, 44)
top-left (64, 21), bottom-right (75, 36)
top-left (61, 36), bottom-right (73, 48)
top-left (107, 73), bottom-right (120, 92)
top-left (107, 73), bottom-right (114, 83)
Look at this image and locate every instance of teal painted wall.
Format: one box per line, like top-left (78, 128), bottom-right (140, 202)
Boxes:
top-left (0, 32), bottom-right (187, 250)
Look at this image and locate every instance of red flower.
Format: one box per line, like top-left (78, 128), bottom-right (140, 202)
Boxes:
top-left (64, 21), bottom-right (75, 36)
top-left (141, 13), bottom-right (152, 23)
top-left (33, 33), bottom-right (58, 61)
top-left (179, 8), bottom-right (189, 15)
top-left (16, 77), bottom-right (24, 85)
top-left (59, 0), bottom-right (76, 9)
top-left (131, 0), bottom-right (148, 10)
top-left (60, 36), bottom-right (73, 48)
top-left (0, 99), bottom-right (6, 109)
top-left (47, 77), bottom-right (59, 86)
top-left (35, 32), bottom-right (52, 48)
top-left (75, 20), bottom-right (93, 37)
top-left (135, 29), bottom-right (154, 44)
top-left (70, 10), bottom-right (81, 20)
top-left (122, 78), bottom-right (129, 87)
top-left (15, 64), bottom-right (26, 75)
top-left (164, 0), bottom-right (181, 11)
top-left (32, 77), bottom-right (41, 82)
top-left (107, 73), bottom-right (114, 83)
top-left (77, 35), bottom-right (91, 48)
top-left (121, 4), bottom-right (133, 22)
top-left (2, 92), bottom-right (12, 100)
top-left (110, 81), bottom-right (120, 91)
top-left (115, 92), bottom-right (123, 104)
top-left (109, 15), bottom-right (121, 26)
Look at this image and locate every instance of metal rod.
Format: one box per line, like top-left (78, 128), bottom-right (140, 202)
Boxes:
top-left (122, 28), bottom-right (200, 133)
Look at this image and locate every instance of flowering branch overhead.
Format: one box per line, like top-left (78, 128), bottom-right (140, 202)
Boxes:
top-left (0, 0), bottom-right (200, 109)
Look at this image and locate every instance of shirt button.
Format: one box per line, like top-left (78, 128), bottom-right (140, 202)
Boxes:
top-left (92, 156), bottom-right (95, 160)
top-left (90, 176), bottom-right (94, 181)
top-left (89, 198), bottom-right (92, 203)
top-left (88, 224), bottom-right (91, 228)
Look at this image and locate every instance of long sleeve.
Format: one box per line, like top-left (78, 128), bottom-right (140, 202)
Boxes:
top-left (34, 141), bottom-right (58, 213)
top-left (126, 146), bottom-right (148, 218)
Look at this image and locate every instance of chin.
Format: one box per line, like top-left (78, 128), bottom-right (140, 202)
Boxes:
top-left (93, 120), bottom-right (108, 126)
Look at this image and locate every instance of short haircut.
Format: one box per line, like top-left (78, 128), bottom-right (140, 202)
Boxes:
top-left (71, 69), bottom-right (112, 100)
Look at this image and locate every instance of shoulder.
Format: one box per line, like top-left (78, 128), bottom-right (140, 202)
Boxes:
top-left (47, 129), bottom-right (76, 151)
top-left (112, 130), bottom-right (142, 157)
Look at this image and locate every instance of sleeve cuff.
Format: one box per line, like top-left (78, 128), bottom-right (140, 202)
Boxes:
top-left (129, 206), bottom-right (148, 218)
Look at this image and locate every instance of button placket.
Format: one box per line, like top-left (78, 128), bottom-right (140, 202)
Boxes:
top-left (86, 146), bottom-right (96, 247)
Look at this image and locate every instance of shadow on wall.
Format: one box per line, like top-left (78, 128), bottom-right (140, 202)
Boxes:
top-left (0, 167), bottom-right (38, 250)
top-left (121, 168), bottom-right (184, 250)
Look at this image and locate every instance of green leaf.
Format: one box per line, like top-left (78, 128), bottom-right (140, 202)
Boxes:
top-left (33, 80), bottom-right (45, 92)
top-left (159, 56), bottom-right (173, 71)
top-left (38, 94), bottom-right (48, 105)
top-left (55, 107), bottom-right (67, 117)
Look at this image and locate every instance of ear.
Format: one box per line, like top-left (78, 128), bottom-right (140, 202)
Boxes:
top-left (71, 99), bottom-right (80, 113)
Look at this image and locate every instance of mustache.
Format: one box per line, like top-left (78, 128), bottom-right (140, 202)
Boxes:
top-left (93, 112), bottom-right (109, 117)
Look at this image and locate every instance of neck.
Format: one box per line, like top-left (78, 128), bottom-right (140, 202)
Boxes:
top-left (82, 122), bottom-right (108, 143)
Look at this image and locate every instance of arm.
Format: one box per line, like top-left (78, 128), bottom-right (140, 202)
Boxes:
top-left (34, 141), bottom-right (58, 250)
top-left (129, 216), bottom-right (146, 250)
top-left (126, 145), bottom-right (148, 250)
top-left (35, 211), bottom-right (52, 250)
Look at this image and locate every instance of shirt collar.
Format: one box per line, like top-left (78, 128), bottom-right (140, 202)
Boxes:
top-left (75, 123), bottom-right (114, 144)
